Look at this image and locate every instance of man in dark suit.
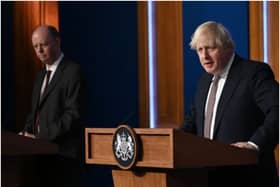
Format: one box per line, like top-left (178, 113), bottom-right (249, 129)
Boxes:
top-left (181, 21), bottom-right (279, 187)
top-left (19, 25), bottom-right (84, 187)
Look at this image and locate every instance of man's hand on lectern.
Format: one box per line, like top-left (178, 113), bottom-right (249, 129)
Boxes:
top-left (18, 131), bottom-right (36, 139)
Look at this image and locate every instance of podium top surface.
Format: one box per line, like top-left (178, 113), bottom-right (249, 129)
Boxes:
top-left (2, 131), bottom-right (59, 156)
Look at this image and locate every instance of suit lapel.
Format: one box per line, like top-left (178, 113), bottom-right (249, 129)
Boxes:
top-left (33, 70), bottom-right (46, 108)
top-left (38, 59), bottom-right (67, 107)
top-left (213, 55), bottom-right (242, 138)
top-left (197, 73), bottom-right (212, 136)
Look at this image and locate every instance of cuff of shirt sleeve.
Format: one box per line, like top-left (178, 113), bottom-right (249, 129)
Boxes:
top-left (248, 141), bottom-right (259, 151)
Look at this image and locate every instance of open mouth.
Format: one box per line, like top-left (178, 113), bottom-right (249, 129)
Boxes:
top-left (204, 61), bottom-right (213, 66)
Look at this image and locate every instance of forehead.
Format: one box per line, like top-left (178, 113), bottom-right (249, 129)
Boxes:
top-left (32, 29), bottom-right (52, 43)
top-left (195, 32), bottom-right (216, 47)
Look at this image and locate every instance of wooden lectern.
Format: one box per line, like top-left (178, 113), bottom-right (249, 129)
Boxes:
top-left (85, 128), bottom-right (257, 187)
top-left (2, 130), bottom-right (58, 156)
top-left (2, 130), bottom-right (59, 187)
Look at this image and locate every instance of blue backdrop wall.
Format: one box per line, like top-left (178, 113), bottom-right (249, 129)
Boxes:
top-left (58, 2), bottom-right (138, 187)
top-left (59, 2), bottom-right (139, 129)
top-left (183, 1), bottom-right (249, 115)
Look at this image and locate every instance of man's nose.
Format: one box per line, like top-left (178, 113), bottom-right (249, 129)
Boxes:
top-left (201, 49), bottom-right (209, 58)
top-left (37, 46), bottom-right (43, 53)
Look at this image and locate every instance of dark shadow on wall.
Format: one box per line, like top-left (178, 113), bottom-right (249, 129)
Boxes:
top-left (59, 2), bottom-right (139, 129)
top-left (1, 2), bottom-right (16, 132)
top-left (58, 2), bottom-right (138, 187)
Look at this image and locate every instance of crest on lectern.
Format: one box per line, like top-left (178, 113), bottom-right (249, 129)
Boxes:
top-left (112, 125), bottom-right (138, 169)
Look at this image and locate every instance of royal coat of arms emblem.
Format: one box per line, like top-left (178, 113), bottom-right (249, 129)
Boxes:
top-left (112, 125), bottom-right (138, 169)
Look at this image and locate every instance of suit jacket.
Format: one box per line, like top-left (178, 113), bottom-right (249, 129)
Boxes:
top-left (24, 57), bottom-right (84, 160)
top-left (182, 54), bottom-right (279, 186)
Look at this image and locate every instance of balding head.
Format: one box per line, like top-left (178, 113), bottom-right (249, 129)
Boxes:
top-left (32, 25), bottom-right (60, 40)
top-left (32, 25), bottom-right (61, 65)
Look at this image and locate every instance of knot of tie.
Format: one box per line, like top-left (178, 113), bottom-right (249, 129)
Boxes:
top-left (46, 70), bottom-right (52, 82)
top-left (43, 70), bottom-right (52, 95)
top-left (213, 75), bottom-right (220, 84)
top-left (45, 70), bottom-right (52, 86)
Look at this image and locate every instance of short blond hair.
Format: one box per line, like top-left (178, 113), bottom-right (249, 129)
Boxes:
top-left (189, 21), bottom-right (235, 50)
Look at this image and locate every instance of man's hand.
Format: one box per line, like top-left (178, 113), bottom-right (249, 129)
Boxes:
top-left (231, 142), bottom-right (258, 151)
top-left (18, 131), bottom-right (36, 139)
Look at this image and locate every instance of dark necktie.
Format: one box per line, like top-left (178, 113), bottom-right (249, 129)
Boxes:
top-left (42, 70), bottom-right (52, 96)
top-left (204, 76), bottom-right (220, 139)
top-left (34, 70), bottom-right (52, 134)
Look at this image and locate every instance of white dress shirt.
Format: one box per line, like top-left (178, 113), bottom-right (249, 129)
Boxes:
top-left (40, 53), bottom-right (64, 96)
top-left (205, 53), bottom-right (234, 139)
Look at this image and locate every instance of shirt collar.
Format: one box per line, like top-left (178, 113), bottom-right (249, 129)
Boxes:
top-left (45, 52), bottom-right (64, 72)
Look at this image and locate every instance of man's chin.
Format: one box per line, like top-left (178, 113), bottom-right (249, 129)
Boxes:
top-left (204, 68), bottom-right (215, 75)
top-left (40, 61), bottom-right (47, 65)
top-left (40, 59), bottom-right (50, 64)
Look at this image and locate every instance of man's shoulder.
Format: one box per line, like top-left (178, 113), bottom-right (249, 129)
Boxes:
top-left (232, 57), bottom-right (272, 78)
top-left (62, 57), bottom-right (80, 66)
top-left (61, 57), bottom-right (81, 71)
top-left (236, 56), bottom-right (270, 71)
top-left (235, 57), bottom-right (276, 82)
